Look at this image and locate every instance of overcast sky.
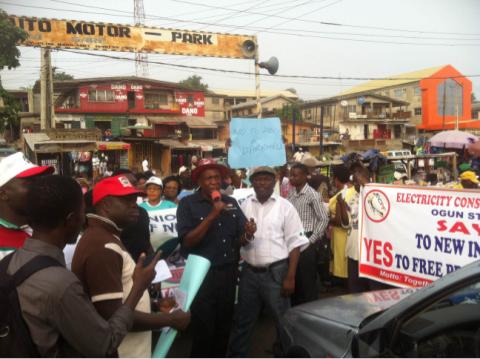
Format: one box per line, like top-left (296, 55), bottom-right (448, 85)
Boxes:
top-left (1, 0), bottom-right (479, 100)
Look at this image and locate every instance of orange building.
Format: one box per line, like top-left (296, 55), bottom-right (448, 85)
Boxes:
top-left (418, 65), bottom-right (474, 130)
top-left (336, 65), bottom-right (475, 132)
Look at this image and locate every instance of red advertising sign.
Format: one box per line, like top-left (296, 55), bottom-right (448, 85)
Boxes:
top-left (175, 92), bottom-right (205, 117)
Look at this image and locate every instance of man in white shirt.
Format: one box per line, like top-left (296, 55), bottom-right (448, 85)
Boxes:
top-left (229, 166), bottom-right (309, 357)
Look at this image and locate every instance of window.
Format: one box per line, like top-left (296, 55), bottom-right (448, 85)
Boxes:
top-left (414, 107), bottom-right (422, 116)
top-left (348, 105), bottom-right (356, 113)
top-left (144, 92), bottom-right (168, 109)
top-left (394, 88), bottom-right (407, 98)
top-left (393, 280), bottom-right (480, 358)
top-left (414, 86), bottom-right (421, 97)
top-left (437, 79), bottom-right (463, 116)
top-left (88, 89), bottom-right (115, 102)
top-left (211, 97), bottom-right (220, 105)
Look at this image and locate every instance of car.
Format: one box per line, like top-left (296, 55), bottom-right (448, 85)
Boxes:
top-left (281, 259), bottom-right (480, 357)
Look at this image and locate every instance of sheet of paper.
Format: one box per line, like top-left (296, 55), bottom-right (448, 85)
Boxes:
top-left (174, 288), bottom-right (187, 309)
top-left (152, 260), bottom-right (172, 284)
top-left (228, 117), bottom-right (286, 169)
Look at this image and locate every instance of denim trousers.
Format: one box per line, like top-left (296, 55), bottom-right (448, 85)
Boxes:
top-left (228, 261), bottom-right (290, 357)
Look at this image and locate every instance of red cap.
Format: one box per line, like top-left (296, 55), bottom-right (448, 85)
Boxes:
top-left (93, 175), bottom-right (145, 205)
top-left (16, 166), bottom-right (54, 179)
top-left (191, 158), bottom-right (229, 183)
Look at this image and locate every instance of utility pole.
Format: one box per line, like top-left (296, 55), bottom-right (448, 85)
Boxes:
top-left (40, 48), bottom-right (55, 130)
top-left (134, 0), bottom-right (149, 77)
top-left (292, 105), bottom-right (296, 150)
top-left (255, 49), bottom-right (262, 119)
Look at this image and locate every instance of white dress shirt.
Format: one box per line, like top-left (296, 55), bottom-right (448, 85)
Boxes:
top-left (240, 193), bottom-right (309, 267)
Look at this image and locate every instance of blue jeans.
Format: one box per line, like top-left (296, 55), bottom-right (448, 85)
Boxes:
top-left (228, 261), bottom-right (291, 357)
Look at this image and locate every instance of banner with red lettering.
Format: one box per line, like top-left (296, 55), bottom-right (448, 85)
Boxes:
top-left (359, 184), bottom-right (480, 288)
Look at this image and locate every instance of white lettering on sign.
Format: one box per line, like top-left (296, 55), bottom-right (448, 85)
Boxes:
top-left (194, 101), bottom-right (205, 107)
top-left (115, 94), bottom-right (127, 101)
top-left (181, 107), bottom-right (198, 115)
top-left (111, 84), bottom-right (126, 90)
top-left (176, 97), bottom-right (187, 104)
top-left (130, 84), bottom-right (143, 91)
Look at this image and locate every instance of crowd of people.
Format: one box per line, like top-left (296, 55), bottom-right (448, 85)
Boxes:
top-left (0, 149), bottom-right (478, 358)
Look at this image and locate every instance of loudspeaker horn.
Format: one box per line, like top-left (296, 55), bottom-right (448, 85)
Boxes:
top-left (259, 57), bottom-right (279, 75)
top-left (241, 40), bottom-right (256, 58)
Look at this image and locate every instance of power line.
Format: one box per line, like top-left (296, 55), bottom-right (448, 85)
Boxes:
top-left (172, 0), bottom-right (480, 36)
top-left (4, 1), bottom-right (480, 44)
top-left (57, 49), bottom-right (480, 80)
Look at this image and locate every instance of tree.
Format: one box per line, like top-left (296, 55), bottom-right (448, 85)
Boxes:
top-left (0, 10), bottom-right (27, 140)
top-left (178, 75), bottom-right (209, 91)
top-left (34, 67), bottom-right (74, 89)
top-left (472, 93), bottom-right (477, 102)
top-left (0, 11), bottom-right (27, 71)
top-left (285, 88), bottom-right (297, 94)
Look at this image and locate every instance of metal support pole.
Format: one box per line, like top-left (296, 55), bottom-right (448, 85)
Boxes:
top-left (255, 50), bottom-right (262, 119)
top-left (292, 105), bottom-right (296, 150)
top-left (319, 105), bottom-right (324, 156)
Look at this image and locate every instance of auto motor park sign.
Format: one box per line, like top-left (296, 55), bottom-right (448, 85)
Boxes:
top-left (359, 184), bottom-right (480, 288)
top-left (9, 15), bottom-right (257, 59)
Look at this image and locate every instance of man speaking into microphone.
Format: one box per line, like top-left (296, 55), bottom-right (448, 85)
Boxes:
top-left (177, 159), bottom-right (256, 357)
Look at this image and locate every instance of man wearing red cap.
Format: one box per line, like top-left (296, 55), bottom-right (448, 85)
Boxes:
top-left (72, 175), bottom-right (190, 358)
top-left (0, 152), bottom-right (53, 260)
top-left (177, 159), bottom-right (256, 357)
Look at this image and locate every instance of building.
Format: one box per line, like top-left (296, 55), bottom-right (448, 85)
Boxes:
top-left (337, 65), bottom-right (474, 131)
top-left (212, 88), bottom-right (298, 108)
top-left (29, 76), bottom-right (226, 175)
top-left (301, 93), bottom-right (413, 149)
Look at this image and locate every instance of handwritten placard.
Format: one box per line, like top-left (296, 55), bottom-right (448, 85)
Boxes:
top-left (228, 117), bottom-right (286, 169)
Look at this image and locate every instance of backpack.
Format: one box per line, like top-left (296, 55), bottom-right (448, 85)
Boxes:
top-left (0, 252), bottom-right (61, 357)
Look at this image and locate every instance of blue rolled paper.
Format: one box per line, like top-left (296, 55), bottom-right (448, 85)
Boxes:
top-left (152, 254), bottom-right (211, 358)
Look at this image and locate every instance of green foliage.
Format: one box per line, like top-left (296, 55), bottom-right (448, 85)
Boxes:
top-left (0, 10), bottom-right (27, 71)
top-left (34, 67), bottom-right (75, 89)
top-left (0, 87), bottom-right (21, 134)
top-left (178, 75), bottom-right (209, 91)
top-left (275, 103), bottom-right (302, 122)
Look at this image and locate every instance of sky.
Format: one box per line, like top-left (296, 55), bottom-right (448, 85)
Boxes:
top-left (1, 0), bottom-right (479, 100)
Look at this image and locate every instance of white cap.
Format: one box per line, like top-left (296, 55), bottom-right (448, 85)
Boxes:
top-left (179, 166), bottom-right (188, 175)
top-left (0, 152), bottom-right (53, 188)
top-left (145, 176), bottom-right (163, 188)
top-left (394, 171), bottom-right (408, 180)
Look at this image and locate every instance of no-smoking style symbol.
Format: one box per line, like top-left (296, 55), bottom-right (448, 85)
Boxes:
top-left (364, 189), bottom-right (390, 223)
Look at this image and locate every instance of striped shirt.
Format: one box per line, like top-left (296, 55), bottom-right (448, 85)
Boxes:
top-left (288, 183), bottom-right (329, 244)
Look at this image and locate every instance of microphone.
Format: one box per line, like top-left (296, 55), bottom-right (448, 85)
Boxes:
top-left (211, 190), bottom-right (221, 202)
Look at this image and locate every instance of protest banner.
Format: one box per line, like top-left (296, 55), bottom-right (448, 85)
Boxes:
top-left (146, 207), bottom-right (177, 250)
top-left (359, 184), bottom-right (480, 288)
top-left (153, 255), bottom-right (211, 358)
top-left (228, 118), bottom-right (286, 169)
top-left (9, 15), bottom-right (256, 59)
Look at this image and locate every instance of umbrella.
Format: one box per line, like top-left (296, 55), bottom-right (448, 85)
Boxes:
top-left (468, 142), bottom-right (480, 156)
top-left (428, 130), bottom-right (478, 149)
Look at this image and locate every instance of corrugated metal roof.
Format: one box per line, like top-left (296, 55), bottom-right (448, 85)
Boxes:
top-left (147, 116), bottom-right (217, 128)
top-left (230, 95), bottom-right (296, 110)
top-left (338, 66), bottom-right (444, 96)
top-left (212, 89), bottom-right (298, 99)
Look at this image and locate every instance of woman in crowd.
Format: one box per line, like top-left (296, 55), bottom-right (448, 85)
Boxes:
top-left (328, 165), bottom-right (351, 285)
top-left (139, 176), bottom-right (177, 212)
top-left (162, 176), bottom-right (182, 205)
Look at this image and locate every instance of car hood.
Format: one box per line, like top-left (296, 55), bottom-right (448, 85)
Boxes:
top-left (292, 288), bottom-right (415, 327)
top-left (283, 288), bottom-right (415, 357)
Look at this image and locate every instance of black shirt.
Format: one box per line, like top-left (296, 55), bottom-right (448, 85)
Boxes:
top-left (177, 191), bottom-right (246, 267)
top-left (120, 206), bottom-right (152, 262)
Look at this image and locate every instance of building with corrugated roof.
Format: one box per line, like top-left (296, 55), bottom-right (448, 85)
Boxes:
top-left (300, 65), bottom-right (474, 150)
